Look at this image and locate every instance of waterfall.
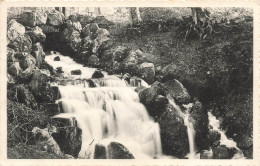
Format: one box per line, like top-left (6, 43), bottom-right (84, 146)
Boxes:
top-left (168, 98), bottom-right (199, 159)
top-left (47, 52), bottom-right (162, 159)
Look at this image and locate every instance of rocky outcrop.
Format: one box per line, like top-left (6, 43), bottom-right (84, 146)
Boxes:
top-left (212, 145), bottom-right (235, 159)
top-left (8, 34), bottom-right (32, 53)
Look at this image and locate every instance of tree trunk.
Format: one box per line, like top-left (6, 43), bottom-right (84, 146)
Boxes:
top-left (130, 7), bottom-right (142, 26)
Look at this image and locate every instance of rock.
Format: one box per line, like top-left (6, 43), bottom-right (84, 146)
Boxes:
top-left (200, 150), bottom-right (213, 159)
top-left (81, 36), bottom-right (94, 53)
top-left (52, 125), bottom-right (82, 157)
top-left (164, 79), bottom-right (190, 104)
top-left (7, 74), bottom-right (16, 85)
top-left (114, 46), bottom-right (129, 62)
top-left (71, 69), bottom-right (82, 75)
top-left (8, 34), bottom-right (32, 53)
top-left (121, 50), bottom-right (139, 75)
top-left (190, 99), bottom-right (209, 150)
top-left (8, 62), bottom-right (22, 77)
top-left (32, 127), bottom-right (62, 156)
top-left (69, 30), bottom-right (82, 52)
top-left (122, 73), bottom-right (131, 84)
top-left (82, 23), bottom-right (99, 38)
top-left (135, 49), bottom-right (156, 63)
top-left (7, 84), bottom-right (37, 109)
top-left (139, 63), bottom-right (155, 84)
top-left (107, 142), bottom-right (134, 159)
top-left (135, 86), bottom-right (147, 94)
top-left (28, 69), bottom-right (55, 103)
top-left (19, 54), bottom-right (36, 70)
top-left (93, 28), bottom-right (111, 54)
top-left (208, 130), bottom-right (221, 147)
top-left (78, 15), bottom-right (93, 28)
top-left (72, 21), bottom-right (82, 32)
top-left (92, 16), bottom-right (113, 29)
top-left (158, 105), bottom-right (189, 158)
top-left (212, 145), bottom-right (235, 159)
top-left (18, 10), bottom-right (47, 27)
top-left (87, 55), bottom-right (100, 67)
top-left (56, 67), bottom-right (64, 74)
top-left (26, 26), bottom-right (46, 43)
top-left (54, 56), bottom-right (60, 61)
top-left (7, 19), bottom-right (25, 43)
top-left (7, 48), bottom-right (17, 63)
top-left (68, 13), bottom-right (79, 22)
top-left (44, 103), bottom-right (60, 116)
top-left (139, 81), bottom-right (168, 105)
top-left (31, 43), bottom-right (45, 67)
top-left (94, 144), bottom-right (107, 159)
top-left (92, 70), bottom-right (104, 79)
top-left (46, 10), bottom-right (64, 26)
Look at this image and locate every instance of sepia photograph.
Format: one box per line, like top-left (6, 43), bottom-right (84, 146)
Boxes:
top-left (1, 4), bottom-right (256, 163)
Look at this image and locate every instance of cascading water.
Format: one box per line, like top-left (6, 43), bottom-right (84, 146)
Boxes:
top-left (46, 52), bottom-right (162, 159)
top-left (168, 97), bottom-right (199, 159)
top-left (208, 112), bottom-right (245, 159)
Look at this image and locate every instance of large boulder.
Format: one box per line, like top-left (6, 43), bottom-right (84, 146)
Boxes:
top-left (139, 81), bottom-right (169, 117)
top-left (114, 46), bottom-right (129, 62)
top-left (93, 28), bottom-right (111, 54)
top-left (107, 142), bottom-right (134, 159)
top-left (28, 69), bottom-right (55, 103)
top-left (78, 14), bottom-right (93, 28)
top-left (92, 70), bottom-right (104, 79)
top-left (66, 20), bottom-right (82, 32)
top-left (158, 104), bottom-right (189, 158)
top-left (87, 55), bottom-right (100, 67)
top-left (46, 10), bottom-right (64, 26)
top-left (69, 30), bottom-right (82, 52)
top-left (26, 26), bottom-right (46, 43)
top-left (32, 127), bottom-right (62, 156)
top-left (139, 63), bottom-right (155, 84)
top-left (82, 23), bottom-right (99, 38)
top-left (164, 79), bottom-right (190, 104)
top-left (7, 19), bottom-right (25, 43)
top-left (19, 54), bottom-right (36, 70)
top-left (121, 50), bottom-right (139, 75)
top-left (18, 10), bottom-right (47, 27)
top-left (8, 34), bottom-right (32, 53)
top-left (94, 144), bottom-right (107, 159)
top-left (92, 16), bottom-right (113, 29)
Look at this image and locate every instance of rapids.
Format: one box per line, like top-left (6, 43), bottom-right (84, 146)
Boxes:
top-left (45, 52), bottom-right (244, 159)
top-left (47, 52), bottom-right (161, 159)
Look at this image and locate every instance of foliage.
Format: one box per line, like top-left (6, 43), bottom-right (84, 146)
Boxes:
top-left (7, 100), bottom-right (51, 146)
